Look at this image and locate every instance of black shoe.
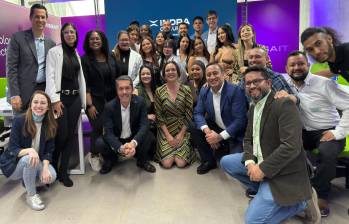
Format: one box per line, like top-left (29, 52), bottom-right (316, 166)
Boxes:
top-left (59, 175), bottom-right (73, 187)
top-left (100, 159), bottom-right (113, 174)
top-left (137, 162), bottom-right (156, 173)
top-left (245, 188), bottom-right (257, 199)
top-left (197, 162), bottom-right (217, 175)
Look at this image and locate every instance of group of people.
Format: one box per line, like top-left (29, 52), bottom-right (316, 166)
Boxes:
top-left (0, 3), bottom-right (348, 224)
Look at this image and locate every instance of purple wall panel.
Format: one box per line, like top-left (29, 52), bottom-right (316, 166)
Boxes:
top-left (61, 15), bottom-right (105, 56)
top-left (237, 0), bottom-right (300, 73)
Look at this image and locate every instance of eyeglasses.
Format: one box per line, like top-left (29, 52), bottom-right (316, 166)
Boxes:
top-left (245, 78), bottom-right (266, 87)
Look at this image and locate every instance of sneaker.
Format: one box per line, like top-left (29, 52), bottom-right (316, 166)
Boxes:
top-left (88, 153), bottom-right (102, 172)
top-left (26, 194), bottom-right (45, 211)
top-left (304, 188), bottom-right (321, 224)
top-left (318, 198), bottom-right (330, 217)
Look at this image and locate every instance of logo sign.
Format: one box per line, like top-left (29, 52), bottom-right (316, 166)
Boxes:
top-left (149, 18), bottom-right (190, 35)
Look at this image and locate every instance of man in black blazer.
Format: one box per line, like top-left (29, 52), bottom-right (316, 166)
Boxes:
top-left (220, 67), bottom-right (318, 223)
top-left (6, 4), bottom-right (55, 112)
top-left (96, 75), bottom-right (156, 174)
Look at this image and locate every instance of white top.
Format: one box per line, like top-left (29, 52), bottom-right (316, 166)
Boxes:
top-left (120, 103), bottom-right (131, 139)
top-left (32, 122), bottom-right (42, 152)
top-left (207, 27), bottom-right (217, 54)
top-left (200, 82), bottom-right (230, 140)
top-left (286, 73), bottom-right (349, 140)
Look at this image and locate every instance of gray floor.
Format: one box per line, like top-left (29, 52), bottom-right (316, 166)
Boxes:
top-left (0, 159), bottom-right (348, 224)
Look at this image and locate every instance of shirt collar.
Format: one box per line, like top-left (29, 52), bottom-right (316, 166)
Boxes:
top-left (254, 90), bottom-right (271, 107)
top-left (209, 27), bottom-right (217, 35)
top-left (211, 81), bottom-right (225, 95)
top-left (121, 103), bottom-right (130, 111)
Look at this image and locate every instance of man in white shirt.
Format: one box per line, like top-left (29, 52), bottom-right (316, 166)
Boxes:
top-left (96, 76), bottom-right (156, 174)
top-left (285, 50), bottom-right (349, 217)
top-left (202, 10), bottom-right (218, 54)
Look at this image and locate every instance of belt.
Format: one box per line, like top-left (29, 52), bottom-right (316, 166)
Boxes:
top-left (59, 89), bottom-right (79, 95)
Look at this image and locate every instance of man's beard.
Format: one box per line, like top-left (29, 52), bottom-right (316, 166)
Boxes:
top-left (251, 88), bottom-right (269, 104)
top-left (290, 72), bottom-right (308, 82)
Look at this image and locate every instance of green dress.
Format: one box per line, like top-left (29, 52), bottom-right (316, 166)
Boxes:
top-left (155, 84), bottom-right (195, 163)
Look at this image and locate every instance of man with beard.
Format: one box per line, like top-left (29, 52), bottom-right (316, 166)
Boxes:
top-left (221, 66), bottom-right (316, 223)
top-left (301, 27), bottom-right (349, 82)
top-left (285, 51), bottom-right (349, 217)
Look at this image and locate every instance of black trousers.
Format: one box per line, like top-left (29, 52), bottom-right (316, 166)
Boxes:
top-left (303, 129), bottom-right (345, 199)
top-left (53, 95), bottom-right (82, 176)
top-left (95, 131), bottom-right (155, 165)
top-left (190, 120), bottom-right (243, 165)
top-left (86, 96), bottom-right (105, 155)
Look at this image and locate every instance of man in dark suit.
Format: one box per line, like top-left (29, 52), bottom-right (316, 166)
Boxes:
top-left (96, 75), bottom-right (156, 174)
top-left (192, 63), bottom-right (247, 175)
top-left (220, 66), bottom-right (319, 223)
top-left (6, 4), bottom-right (56, 112)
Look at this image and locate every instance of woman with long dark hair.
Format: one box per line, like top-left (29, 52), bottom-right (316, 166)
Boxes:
top-left (45, 23), bottom-right (86, 187)
top-left (0, 91), bottom-right (57, 210)
top-left (81, 30), bottom-right (119, 171)
top-left (211, 24), bottom-right (240, 84)
top-left (186, 60), bottom-right (206, 108)
top-left (188, 37), bottom-right (210, 69)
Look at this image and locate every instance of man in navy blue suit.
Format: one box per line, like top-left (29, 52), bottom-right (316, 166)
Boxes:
top-left (192, 63), bottom-right (247, 174)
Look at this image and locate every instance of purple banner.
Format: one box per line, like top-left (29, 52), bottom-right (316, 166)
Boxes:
top-left (61, 15), bottom-right (106, 56)
top-left (309, 0), bottom-right (349, 42)
top-left (0, 1), bottom-right (61, 77)
top-left (237, 0), bottom-right (300, 73)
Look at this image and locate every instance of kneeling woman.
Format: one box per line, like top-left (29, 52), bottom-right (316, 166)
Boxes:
top-left (0, 91), bottom-right (57, 210)
top-left (155, 61), bottom-right (195, 168)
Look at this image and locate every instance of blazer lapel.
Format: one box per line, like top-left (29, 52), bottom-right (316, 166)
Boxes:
top-left (220, 81), bottom-right (228, 115)
top-left (39, 123), bottom-right (47, 153)
top-left (115, 99), bottom-right (122, 133)
top-left (130, 96), bottom-right (136, 129)
top-left (259, 92), bottom-right (274, 137)
top-left (207, 90), bottom-right (215, 120)
top-left (25, 30), bottom-right (38, 61)
top-left (128, 50), bottom-right (135, 77)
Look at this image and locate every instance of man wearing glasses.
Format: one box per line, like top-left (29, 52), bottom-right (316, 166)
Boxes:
top-left (221, 66), bottom-right (319, 223)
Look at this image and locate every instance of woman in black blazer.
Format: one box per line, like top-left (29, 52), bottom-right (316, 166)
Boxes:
top-left (81, 30), bottom-right (120, 171)
top-left (0, 91), bottom-right (57, 210)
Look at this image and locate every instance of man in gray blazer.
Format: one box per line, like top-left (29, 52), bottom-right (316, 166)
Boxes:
top-left (220, 67), bottom-right (320, 223)
top-left (6, 4), bottom-right (55, 112)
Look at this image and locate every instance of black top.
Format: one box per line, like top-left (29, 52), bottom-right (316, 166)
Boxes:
top-left (97, 61), bottom-right (114, 101)
top-left (61, 51), bottom-right (80, 90)
top-left (328, 43), bottom-right (349, 82)
top-left (118, 48), bottom-right (130, 76)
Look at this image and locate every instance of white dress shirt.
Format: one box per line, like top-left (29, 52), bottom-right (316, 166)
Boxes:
top-left (286, 73), bottom-right (349, 140)
top-left (120, 103), bottom-right (131, 139)
top-left (207, 27), bottom-right (217, 54)
top-left (200, 82), bottom-right (230, 140)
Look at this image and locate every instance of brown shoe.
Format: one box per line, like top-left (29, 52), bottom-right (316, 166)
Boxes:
top-left (318, 198), bottom-right (330, 217)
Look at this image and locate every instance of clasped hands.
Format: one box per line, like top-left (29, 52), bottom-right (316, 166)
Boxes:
top-left (167, 132), bottom-right (184, 149)
top-left (203, 128), bottom-right (222, 150)
top-left (246, 163), bottom-right (265, 182)
top-left (119, 141), bottom-right (136, 158)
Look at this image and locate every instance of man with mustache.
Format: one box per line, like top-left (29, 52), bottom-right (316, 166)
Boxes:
top-left (285, 50), bottom-right (349, 217)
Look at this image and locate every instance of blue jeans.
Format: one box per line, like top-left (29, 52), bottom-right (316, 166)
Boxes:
top-left (221, 153), bottom-right (306, 223)
top-left (9, 155), bottom-right (56, 196)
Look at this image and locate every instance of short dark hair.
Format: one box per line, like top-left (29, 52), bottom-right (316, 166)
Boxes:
top-left (193, 16), bottom-right (204, 23)
top-left (129, 20), bottom-right (140, 27)
top-left (115, 75), bottom-right (133, 88)
top-left (178, 22), bottom-right (189, 29)
top-left (30, 4), bottom-right (48, 19)
top-left (206, 62), bottom-right (223, 73)
top-left (244, 66), bottom-right (271, 80)
top-left (207, 10), bottom-right (217, 17)
top-left (287, 50), bottom-right (308, 62)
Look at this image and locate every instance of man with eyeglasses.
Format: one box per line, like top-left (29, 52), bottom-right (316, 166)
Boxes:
top-left (192, 63), bottom-right (247, 174)
top-left (202, 10), bottom-right (218, 54)
top-left (221, 66), bottom-right (319, 223)
top-left (285, 50), bottom-right (349, 218)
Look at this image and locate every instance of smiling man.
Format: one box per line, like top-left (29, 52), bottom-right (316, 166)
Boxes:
top-left (301, 27), bottom-right (349, 82)
top-left (285, 50), bottom-right (349, 217)
top-left (6, 4), bottom-right (56, 112)
top-left (202, 10), bottom-right (218, 54)
top-left (96, 75), bottom-right (156, 174)
top-left (221, 66), bottom-right (317, 223)
top-left (192, 63), bottom-right (247, 174)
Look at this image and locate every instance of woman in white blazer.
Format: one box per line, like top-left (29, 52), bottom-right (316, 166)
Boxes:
top-left (45, 22), bottom-right (86, 187)
top-left (112, 31), bottom-right (143, 87)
